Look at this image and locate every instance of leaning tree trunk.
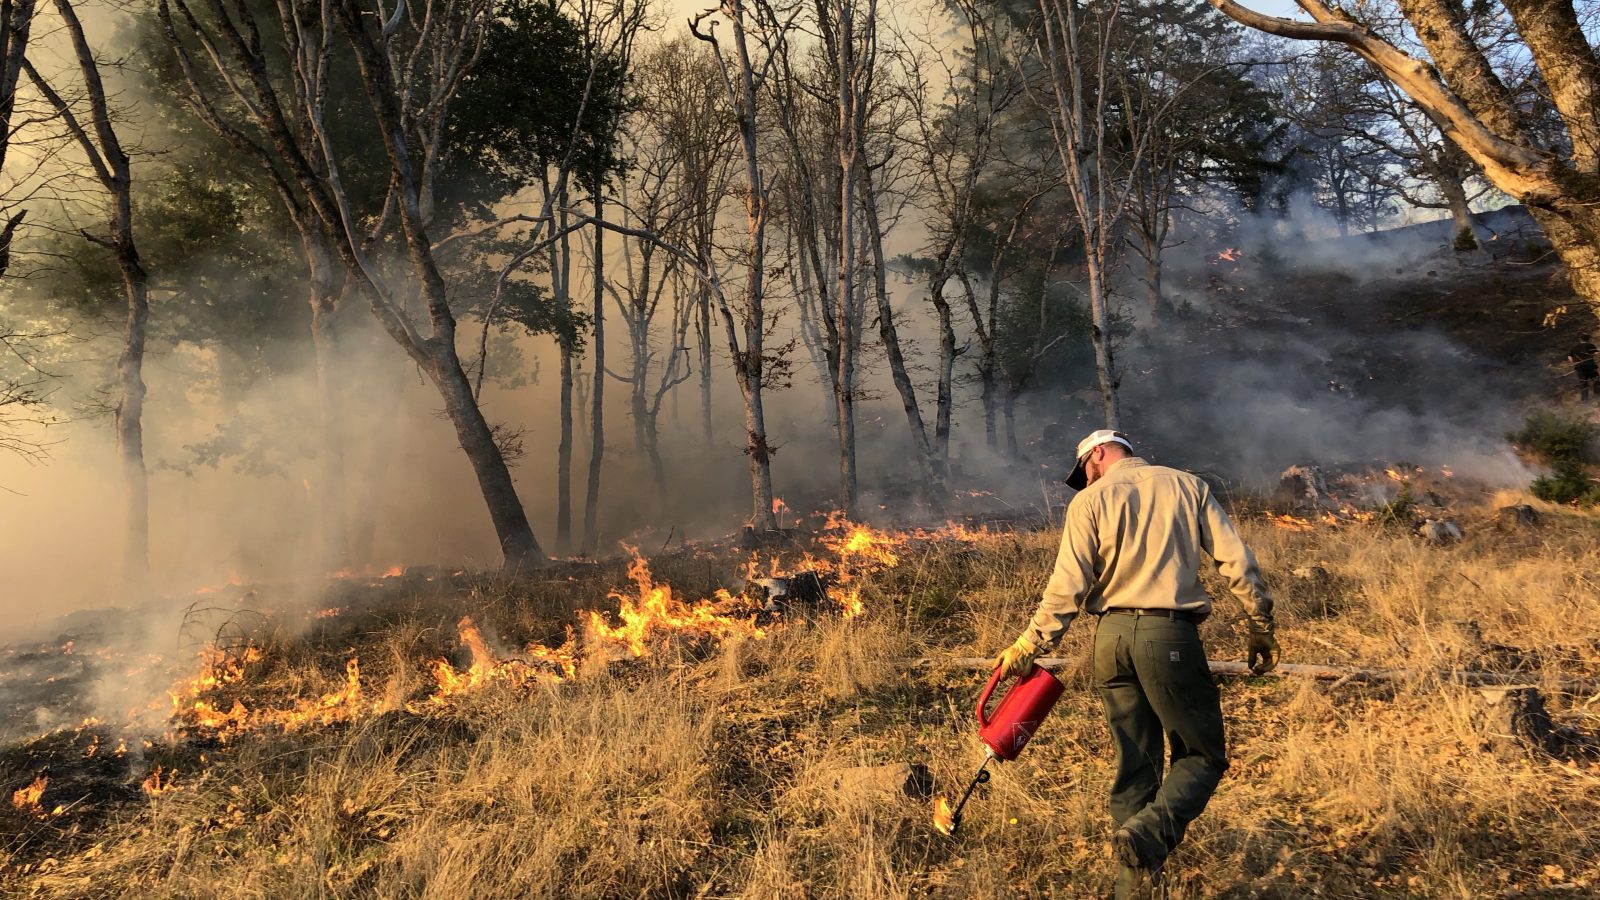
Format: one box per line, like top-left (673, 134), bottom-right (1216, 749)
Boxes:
top-left (1206, 0), bottom-right (1600, 311)
top-left (583, 187), bottom-right (605, 554)
top-left (863, 173), bottom-right (940, 491)
top-left (426, 342), bottom-right (541, 568)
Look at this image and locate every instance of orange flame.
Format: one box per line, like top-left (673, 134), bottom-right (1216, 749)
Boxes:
top-left (419, 617), bottom-right (575, 707)
top-left (142, 765), bottom-right (176, 797)
top-left (588, 553), bottom-right (764, 658)
top-left (11, 775), bottom-right (46, 812)
top-left (1270, 514), bottom-right (1316, 532)
top-left (932, 796), bottom-right (956, 835)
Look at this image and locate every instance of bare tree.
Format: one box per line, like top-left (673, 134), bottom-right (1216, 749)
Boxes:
top-left (895, 0), bottom-right (1021, 476)
top-left (24, 0), bottom-right (152, 586)
top-left (688, 0), bottom-right (781, 532)
top-left (0, 0), bottom-right (36, 275)
top-left (158, 0), bottom-right (547, 568)
top-left (604, 129), bottom-right (692, 508)
top-left (1030, 0), bottom-right (1197, 429)
top-left (1206, 0), bottom-right (1600, 312)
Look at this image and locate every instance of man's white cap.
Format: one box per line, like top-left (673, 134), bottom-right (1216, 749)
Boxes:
top-left (1066, 429), bottom-right (1132, 490)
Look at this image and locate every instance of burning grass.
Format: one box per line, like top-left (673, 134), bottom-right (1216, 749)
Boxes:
top-left (4, 501), bottom-right (1600, 896)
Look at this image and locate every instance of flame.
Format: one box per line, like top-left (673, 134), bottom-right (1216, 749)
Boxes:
top-left (193, 570), bottom-right (248, 595)
top-left (1384, 467), bottom-right (1404, 481)
top-left (1270, 514), bottom-right (1316, 532)
top-left (1441, 465), bottom-right (1454, 478)
top-left (821, 513), bottom-right (903, 569)
top-left (772, 496), bottom-right (789, 515)
top-left (158, 517), bottom-right (994, 737)
top-left (142, 765), bottom-right (176, 797)
top-left (314, 607), bottom-right (343, 619)
top-left (11, 775), bottom-right (46, 812)
top-left (587, 553), bottom-right (764, 658)
top-left (419, 617), bottom-right (576, 707)
top-left (932, 796), bottom-right (956, 835)
top-left (1217, 247), bottom-right (1242, 262)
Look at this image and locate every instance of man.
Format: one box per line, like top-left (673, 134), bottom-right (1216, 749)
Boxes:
top-left (1568, 333), bottom-right (1598, 402)
top-left (994, 430), bottom-right (1278, 898)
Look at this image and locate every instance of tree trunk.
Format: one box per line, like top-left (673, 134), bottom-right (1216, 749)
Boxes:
top-left (1207, 0), bottom-right (1600, 311)
top-left (424, 343), bottom-right (540, 569)
top-left (1087, 253), bottom-right (1122, 430)
top-left (299, 230), bottom-right (350, 571)
top-left (863, 172), bottom-right (939, 491)
top-left (555, 198), bottom-right (573, 555)
top-left (114, 233), bottom-right (149, 590)
top-left (981, 366), bottom-right (998, 452)
top-left (929, 270), bottom-right (957, 474)
top-left (334, 0), bottom-right (542, 571)
top-left (698, 278), bottom-right (713, 447)
top-left (1002, 388), bottom-right (1018, 459)
top-left (1436, 168), bottom-right (1481, 252)
top-left (583, 187), bottom-right (605, 554)
top-left (307, 281), bottom-right (349, 571)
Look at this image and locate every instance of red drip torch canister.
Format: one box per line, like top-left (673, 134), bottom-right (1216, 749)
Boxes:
top-left (976, 663), bottom-right (1065, 761)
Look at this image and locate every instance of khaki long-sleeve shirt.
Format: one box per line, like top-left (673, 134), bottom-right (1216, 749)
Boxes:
top-left (1021, 457), bottom-right (1273, 650)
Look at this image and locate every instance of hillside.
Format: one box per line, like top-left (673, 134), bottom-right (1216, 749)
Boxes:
top-left (3, 495), bottom-right (1599, 897)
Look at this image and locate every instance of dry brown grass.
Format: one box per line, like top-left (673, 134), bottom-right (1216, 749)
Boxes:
top-left (5, 496), bottom-right (1600, 898)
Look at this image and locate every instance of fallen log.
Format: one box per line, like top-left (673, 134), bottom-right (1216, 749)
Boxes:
top-left (910, 658), bottom-right (1600, 696)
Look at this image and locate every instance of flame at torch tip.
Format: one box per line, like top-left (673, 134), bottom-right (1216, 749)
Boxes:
top-left (932, 795), bottom-right (956, 836)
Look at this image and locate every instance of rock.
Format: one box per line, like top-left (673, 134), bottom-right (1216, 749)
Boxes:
top-left (746, 572), bottom-right (829, 613)
top-left (831, 762), bottom-right (934, 800)
top-left (1276, 465), bottom-right (1330, 508)
top-left (1473, 687), bottom-right (1557, 757)
top-left (1417, 518), bottom-right (1463, 543)
top-left (1495, 504), bottom-right (1540, 528)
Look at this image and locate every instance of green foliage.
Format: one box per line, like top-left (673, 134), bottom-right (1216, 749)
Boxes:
top-left (1453, 226), bottom-right (1479, 253)
top-left (1507, 410), bottom-right (1596, 466)
top-left (1509, 411), bottom-right (1600, 506)
top-left (444, 0), bottom-right (633, 209)
top-left (1377, 481), bottom-right (1417, 527)
top-left (1530, 463), bottom-right (1600, 506)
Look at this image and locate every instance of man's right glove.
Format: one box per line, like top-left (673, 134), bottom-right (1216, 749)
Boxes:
top-left (994, 635), bottom-right (1040, 680)
top-left (1246, 625), bottom-right (1280, 674)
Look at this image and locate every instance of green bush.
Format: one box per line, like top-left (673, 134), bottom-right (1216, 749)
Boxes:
top-left (1530, 462), bottom-right (1600, 506)
top-left (1507, 410), bottom-right (1596, 466)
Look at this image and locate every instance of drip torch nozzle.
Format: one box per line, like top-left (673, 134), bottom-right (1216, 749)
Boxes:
top-left (935, 752), bottom-right (994, 837)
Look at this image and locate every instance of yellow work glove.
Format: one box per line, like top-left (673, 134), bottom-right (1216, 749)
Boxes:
top-left (1246, 625), bottom-right (1280, 675)
top-left (994, 635), bottom-right (1040, 680)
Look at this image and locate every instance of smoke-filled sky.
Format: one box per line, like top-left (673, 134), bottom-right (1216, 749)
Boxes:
top-left (0, 0), bottom-right (1547, 635)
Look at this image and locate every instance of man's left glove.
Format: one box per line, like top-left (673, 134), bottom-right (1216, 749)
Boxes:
top-left (994, 635), bottom-right (1040, 680)
top-left (1246, 625), bottom-right (1280, 675)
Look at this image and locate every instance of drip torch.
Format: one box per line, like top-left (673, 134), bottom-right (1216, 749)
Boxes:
top-left (934, 661), bottom-right (1065, 836)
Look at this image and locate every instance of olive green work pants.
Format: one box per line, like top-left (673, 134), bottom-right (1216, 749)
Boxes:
top-left (1094, 612), bottom-right (1229, 866)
